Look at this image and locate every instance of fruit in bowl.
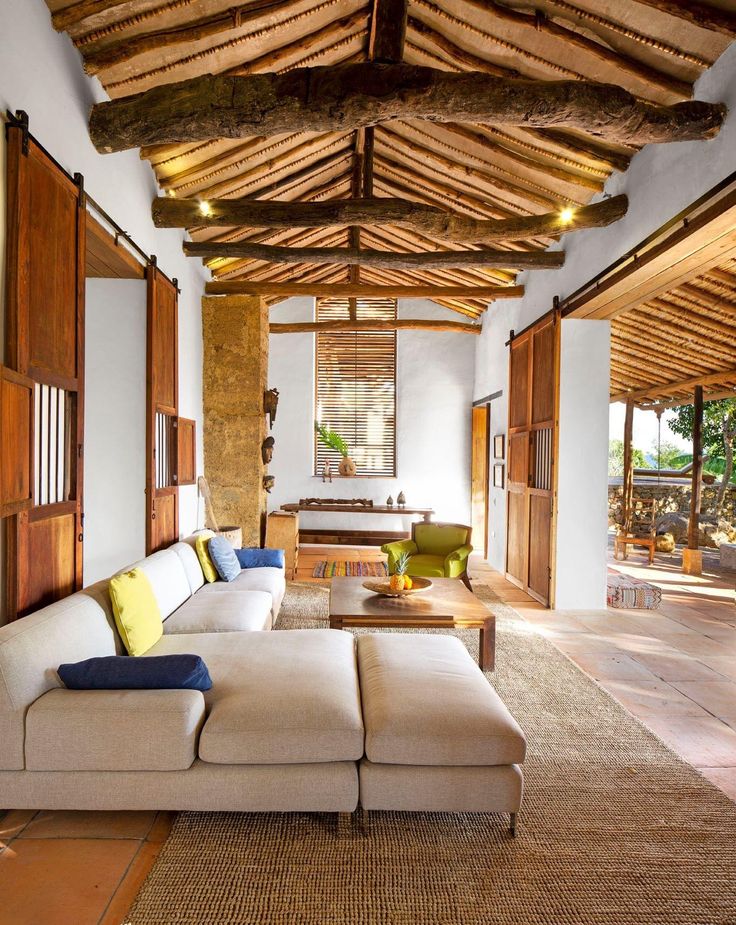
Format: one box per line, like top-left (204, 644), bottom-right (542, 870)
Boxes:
top-left (389, 552), bottom-right (410, 593)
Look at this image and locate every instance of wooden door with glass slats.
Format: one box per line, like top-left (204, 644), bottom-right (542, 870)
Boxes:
top-left (146, 266), bottom-right (179, 554)
top-left (3, 124), bottom-right (85, 619)
top-left (505, 315), bottom-right (558, 606)
top-left (471, 404), bottom-right (490, 559)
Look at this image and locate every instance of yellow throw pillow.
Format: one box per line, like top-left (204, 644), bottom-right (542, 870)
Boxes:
top-left (109, 568), bottom-right (163, 656)
top-left (195, 530), bottom-right (218, 583)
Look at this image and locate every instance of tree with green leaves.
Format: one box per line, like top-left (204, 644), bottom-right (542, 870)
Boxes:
top-left (668, 398), bottom-right (736, 512)
top-left (608, 439), bottom-right (647, 477)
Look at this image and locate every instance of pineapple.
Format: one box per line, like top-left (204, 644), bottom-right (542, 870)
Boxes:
top-left (390, 552), bottom-right (410, 593)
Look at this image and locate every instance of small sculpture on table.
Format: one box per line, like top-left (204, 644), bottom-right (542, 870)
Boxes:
top-left (322, 460), bottom-right (333, 483)
top-left (397, 491), bottom-right (406, 508)
top-left (386, 495), bottom-right (394, 507)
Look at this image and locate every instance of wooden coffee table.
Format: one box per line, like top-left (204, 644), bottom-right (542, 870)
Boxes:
top-left (328, 577), bottom-right (496, 671)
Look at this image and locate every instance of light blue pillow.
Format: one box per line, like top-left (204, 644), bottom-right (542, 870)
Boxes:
top-left (208, 535), bottom-right (241, 582)
top-left (236, 548), bottom-right (285, 569)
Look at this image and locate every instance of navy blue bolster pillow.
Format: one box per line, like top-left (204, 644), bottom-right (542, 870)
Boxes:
top-left (58, 654), bottom-right (212, 691)
top-left (235, 547), bottom-right (285, 569)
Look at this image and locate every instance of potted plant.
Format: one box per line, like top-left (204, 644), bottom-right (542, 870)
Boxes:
top-left (315, 423), bottom-right (357, 476)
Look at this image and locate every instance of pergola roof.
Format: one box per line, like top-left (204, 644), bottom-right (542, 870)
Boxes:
top-left (611, 257), bottom-right (736, 407)
top-left (46, 0), bottom-right (733, 316)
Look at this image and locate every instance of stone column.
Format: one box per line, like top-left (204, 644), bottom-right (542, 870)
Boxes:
top-left (201, 294), bottom-right (268, 547)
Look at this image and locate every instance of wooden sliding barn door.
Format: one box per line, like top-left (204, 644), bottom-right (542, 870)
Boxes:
top-left (506, 314), bottom-right (559, 606)
top-left (4, 120), bottom-right (85, 618)
top-left (146, 266), bottom-right (179, 554)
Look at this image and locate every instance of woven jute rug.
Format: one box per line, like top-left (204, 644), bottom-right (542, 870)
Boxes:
top-left (126, 584), bottom-right (736, 925)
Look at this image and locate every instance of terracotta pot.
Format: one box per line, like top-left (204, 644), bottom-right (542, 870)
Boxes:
top-left (339, 456), bottom-right (357, 476)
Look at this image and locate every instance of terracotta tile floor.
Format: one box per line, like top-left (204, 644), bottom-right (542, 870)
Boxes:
top-left (1, 544), bottom-right (734, 922)
top-left (0, 811), bottom-right (174, 925)
top-left (472, 549), bottom-right (736, 803)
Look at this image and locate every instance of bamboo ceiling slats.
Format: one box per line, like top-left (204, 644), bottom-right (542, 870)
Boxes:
top-left (47, 0), bottom-right (734, 314)
top-left (611, 257), bottom-right (736, 405)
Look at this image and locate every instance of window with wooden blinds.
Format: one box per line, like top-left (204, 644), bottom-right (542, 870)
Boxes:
top-left (315, 298), bottom-right (397, 477)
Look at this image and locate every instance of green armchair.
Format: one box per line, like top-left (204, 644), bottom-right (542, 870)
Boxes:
top-left (382, 522), bottom-right (473, 588)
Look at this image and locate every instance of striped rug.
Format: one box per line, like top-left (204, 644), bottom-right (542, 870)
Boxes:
top-left (312, 560), bottom-right (388, 578)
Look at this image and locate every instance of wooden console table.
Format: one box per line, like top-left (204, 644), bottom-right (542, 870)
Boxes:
top-left (279, 503), bottom-right (434, 546)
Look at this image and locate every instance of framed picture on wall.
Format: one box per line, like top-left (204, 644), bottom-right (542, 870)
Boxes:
top-left (493, 434), bottom-right (505, 460)
top-left (493, 464), bottom-right (505, 489)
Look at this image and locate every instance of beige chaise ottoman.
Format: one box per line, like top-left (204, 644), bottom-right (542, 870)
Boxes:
top-left (356, 634), bottom-right (526, 834)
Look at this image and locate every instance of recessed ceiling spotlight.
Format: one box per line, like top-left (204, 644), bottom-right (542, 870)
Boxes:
top-left (559, 207), bottom-right (575, 224)
top-left (199, 200), bottom-right (211, 216)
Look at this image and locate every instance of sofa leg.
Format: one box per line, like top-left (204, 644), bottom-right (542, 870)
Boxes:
top-left (336, 812), bottom-right (353, 837)
top-left (509, 812), bottom-right (518, 837)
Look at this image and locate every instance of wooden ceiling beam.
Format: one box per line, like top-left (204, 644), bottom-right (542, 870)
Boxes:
top-left (611, 366), bottom-right (736, 404)
top-left (205, 281), bottom-right (524, 298)
top-left (89, 65), bottom-right (725, 152)
top-left (631, 0), bottom-right (736, 38)
top-left (184, 240), bottom-right (564, 270)
top-left (368, 0), bottom-right (408, 63)
top-left (270, 319), bottom-right (480, 334)
top-left (154, 194), bottom-right (628, 244)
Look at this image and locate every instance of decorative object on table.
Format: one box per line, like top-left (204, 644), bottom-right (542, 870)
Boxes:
top-left (314, 423), bottom-right (357, 476)
top-left (397, 491), bottom-right (406, 508)
top-left (313, 560), bottom-right (389, 578)
top-left (494, 434), bottom-right (505, 459)
top-left (493, 463), bottom-right (505, 488)
top-left (390, 551), bottom-right (412, 592)
top-left (386, 495), bottom-right (394, 507)
top-left (266, 511), bottom-right (299, 579)
top-left (606, 569), bottom-right (662, 610)
top-left (362, 575), bottom-right (433, 598)
top-left (263, 388), bottom-right (279, 428)
top-left (196, 476), bottom-right (242, 546)
top-left (322, 459), bottom-right (332, 483)
top-left (382, 522), bottom-right (473, 589)
top-left (263, 474), bottom-right (275, 493)
top-left (261, 436), bottom-right (274, 464)
top-left (299, 497), bottom-right (373, 507)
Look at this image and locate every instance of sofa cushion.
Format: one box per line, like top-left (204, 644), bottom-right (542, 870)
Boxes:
top-left (357, 634), bottom-right (526, 766)
top-left (109, 568), bottom-right (163, 656)
top-left (209, 535), bottom-right (241, 582)
top-left (236, 548), bottom-right (285, 569)
top-left (58, 654), bottom-right (212, 691)
top-left (122, 549), bottom-right (192, 619)
top-left (196, 566), bottom-right (286, 618)
top-left (149, 630), bottom-right (364, 765)
top-left (163, 591), bottom-right (272, 634)
top-left (0, 591), bottom-right (118, 770)
top-left (404, 554), bottom-right (446, 578)
top-left (170, 541), bottom-right (205, 594)
top-left (25, 688), bottom-right (205, 771)
top-left (195, 531), bottom-right (218, 583)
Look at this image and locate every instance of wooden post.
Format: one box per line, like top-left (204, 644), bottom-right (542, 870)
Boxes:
top-left (684, 385), bottom-right (704, 574)
top-left (622, 399), bottom-right (634, 534)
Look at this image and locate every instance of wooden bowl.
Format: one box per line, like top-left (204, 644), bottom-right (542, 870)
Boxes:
top-left (362, 577), bottom-right (433, 598)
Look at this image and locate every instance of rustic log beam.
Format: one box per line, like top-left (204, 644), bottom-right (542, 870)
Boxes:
top-left (89, 64), bottom-right (726, 153)
top-left (185, 240), bottom-right (565, 269)
top-left (632, 0), bottom-right (736, 38)
top-left (154, 195), bottom-right (628, 244)
top-left (369, 0), bottom-right (408, 63)
top-left (271, 319), bottom-right (480, 334)
top-left (205, 281), bottom-right (524, 298)
top-left (51, 0), bottom-right (129, 32)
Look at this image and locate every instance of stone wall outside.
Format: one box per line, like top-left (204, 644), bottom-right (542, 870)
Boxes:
top-left (609, 481), bottom-right (736, 530)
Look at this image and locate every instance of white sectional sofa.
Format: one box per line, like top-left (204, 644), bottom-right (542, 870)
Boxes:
top-left (0, 533), bottom-right (526, 829)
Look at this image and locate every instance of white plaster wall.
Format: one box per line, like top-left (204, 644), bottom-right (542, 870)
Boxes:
top-left (555, 320), bottom-right (611, 611)
top-left (268, 298), bottom-right (475, 536)
top-left (473, 43), bottom-right (736, 607)
top-left (84, 280), bottom-right (147, 584)
top-left (0, 0), bottom-right (206, 620)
